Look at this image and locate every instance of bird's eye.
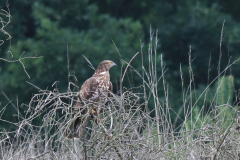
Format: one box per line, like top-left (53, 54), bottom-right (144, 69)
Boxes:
top-left (109, 62), bottom-right (111, 65)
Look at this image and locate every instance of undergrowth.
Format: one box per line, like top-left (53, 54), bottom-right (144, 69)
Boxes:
top-left (0, 4), bottom-right (240, 159)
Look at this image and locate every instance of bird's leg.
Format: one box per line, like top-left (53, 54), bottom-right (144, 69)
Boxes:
top-left (89, 105), bottom-right (96, 119)
top-left (96, 106), bottom-right (102, 124)
top-left (91, 108), bottom-right (102, 124)
top-left (89, 104), bottom-right (102, 124)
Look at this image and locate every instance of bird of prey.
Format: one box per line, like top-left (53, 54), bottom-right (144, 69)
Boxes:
top-left (64, 60), bottom-right (117, 139)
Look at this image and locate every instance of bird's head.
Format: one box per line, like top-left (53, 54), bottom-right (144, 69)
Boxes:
top-left (96, 60), bottom-right (117, 73)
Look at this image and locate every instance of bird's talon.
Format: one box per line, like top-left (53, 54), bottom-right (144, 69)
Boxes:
top-left (92, 109), bottom-right (96, 114)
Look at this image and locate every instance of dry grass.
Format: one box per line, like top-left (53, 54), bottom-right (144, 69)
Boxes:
top-left (1, 4), bottom-right (240, 159)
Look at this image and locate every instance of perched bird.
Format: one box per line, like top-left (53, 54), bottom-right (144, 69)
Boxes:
top-left (64, 60), bottom-right (117, 139)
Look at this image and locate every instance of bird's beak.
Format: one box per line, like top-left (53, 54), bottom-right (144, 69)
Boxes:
top-left (112, 62), bottom-right (117, 67)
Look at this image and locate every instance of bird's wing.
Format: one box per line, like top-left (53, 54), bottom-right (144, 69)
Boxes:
top-left (108, 81), bottom-right (113, 97)
top-left (75, 77), bottom-right (98, 110)
top-left (79, 77), bottom-right (99, 100)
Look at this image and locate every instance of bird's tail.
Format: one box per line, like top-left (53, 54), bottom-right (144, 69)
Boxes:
top-left (74, 117), bottom-right (89, 139)
top-left (64, 117), bottom-right (89, 139)
top-left (64, 119), bottom-right (75, 139)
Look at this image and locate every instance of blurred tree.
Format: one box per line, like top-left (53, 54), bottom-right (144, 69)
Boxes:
top-left (88, 0), bottom-right (240, 113)
top-left (147, 1), bottom-right (240, 111)
top-left (202, 0), bottom-right (240, 22)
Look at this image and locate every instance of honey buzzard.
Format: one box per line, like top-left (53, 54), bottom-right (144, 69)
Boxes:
top-left (64, 60), bottom-right (117, 139)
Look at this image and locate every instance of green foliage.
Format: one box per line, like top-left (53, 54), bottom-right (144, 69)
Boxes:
top-left (0, 0), bottom-right (144, 103)
top-left (216, 75), bottom-right (234, 106)
top-left (215, 75), bottom-right (235, 127)
top-left (158, 2), bottom-right (240, 86)
top-left (185, 76), bottom-right (236, 131)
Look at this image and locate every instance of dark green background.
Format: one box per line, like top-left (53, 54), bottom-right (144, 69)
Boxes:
top-left (1, 0), bottom-right (240, 129)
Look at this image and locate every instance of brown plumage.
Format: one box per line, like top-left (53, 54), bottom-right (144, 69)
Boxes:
top-left (64, 60), bottom-right (117, 139)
